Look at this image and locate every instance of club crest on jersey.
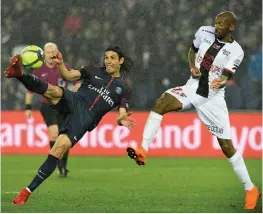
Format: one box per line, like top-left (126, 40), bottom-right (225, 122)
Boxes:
top-left (212, 43), bottom-right (221, 50)
top-left (58, 78), bottom-right (66, 87)
top-left (115, 87), bottom-right (122, 94)
top-left (222, 49), bottom-right (231, 56)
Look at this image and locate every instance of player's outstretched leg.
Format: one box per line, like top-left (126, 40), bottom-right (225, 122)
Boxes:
top-left (217, 138), bottom-right (261, 209)
top-left (5, 55), bottom-right (48, 94)
top-left (12, 134), bottom-right (72, 205)
top-left (5, 55), bottom-right (23, 78)
top-left (49, 140), bottom-right (69, 177)
top-left (127, 93), bottom-right (182, 165)
top-left (5, 55), bottom-right (63, 105)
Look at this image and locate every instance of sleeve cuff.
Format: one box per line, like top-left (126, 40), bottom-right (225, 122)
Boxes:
top-left (223, 69), bottom-right (234, 78)
top-left (191, 43), bottom-right (199, 53)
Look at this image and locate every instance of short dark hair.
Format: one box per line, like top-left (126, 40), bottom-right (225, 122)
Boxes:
top-left (104, 46), bottom-right (134, 74)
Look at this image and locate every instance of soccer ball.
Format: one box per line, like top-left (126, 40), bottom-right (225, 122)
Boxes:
top-left (21, 45), bottom-right (44, 70)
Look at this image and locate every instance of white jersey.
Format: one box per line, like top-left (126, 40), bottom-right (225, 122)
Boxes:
top-left (192, 26), bottom-right (244, 98)
top-left (165, 26), bottom-right (244, 139)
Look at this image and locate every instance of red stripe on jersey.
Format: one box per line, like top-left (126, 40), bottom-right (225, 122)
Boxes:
top-left (173, 88), bottom-right (182, 91)
top-left (224, 68), bottom-right (234, 74)
top-left (89, 77), bottom-right (115, 111)
top-left (88, 95), bottom-right (101, 111)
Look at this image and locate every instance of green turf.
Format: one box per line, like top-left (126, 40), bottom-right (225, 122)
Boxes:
top-left (1, 155), bottom-right (262, 213)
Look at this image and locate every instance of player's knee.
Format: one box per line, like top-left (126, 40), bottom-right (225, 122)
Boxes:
top-left (50, 134), bottom-right (72, 159)
top-left (217, 138), bottom-right (236, 158)
top-left (45, 85), bottom-right (62, 98)
top-left (51, 86), bottom-right (63, 98)
top-left (49, 132), bottom-right (58, 142)
top-left (153, 97), bottom-right (167, 115)
top-left (153, 93), bottom-right (182, 115)
top-left (48, 125), bottom-right (59, 141)
top-left (44, 85), bottom-right (63, 105)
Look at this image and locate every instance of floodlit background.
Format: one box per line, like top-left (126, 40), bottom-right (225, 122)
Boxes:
top-left (1, 0), bottom-right (262, 213)
top-left (1, 0), bottom-right (262, 110)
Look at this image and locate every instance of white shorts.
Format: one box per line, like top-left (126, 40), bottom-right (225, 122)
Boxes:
top-left (165, 81), bottom-right (231, 139)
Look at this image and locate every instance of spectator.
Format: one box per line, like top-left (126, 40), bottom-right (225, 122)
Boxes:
top-left (1, 0), bottom-right (262, 111)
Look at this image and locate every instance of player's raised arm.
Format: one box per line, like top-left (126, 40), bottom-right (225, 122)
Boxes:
top-left (188, 27), bottom-right (202, 78)
top-left (51, 50), bottom-right (81, 81)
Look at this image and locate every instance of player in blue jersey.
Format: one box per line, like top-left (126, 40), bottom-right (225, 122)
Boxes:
top-left (5, 46), bottom-right (136, 205)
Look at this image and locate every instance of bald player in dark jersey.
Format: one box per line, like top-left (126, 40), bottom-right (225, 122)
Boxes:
top-left (5, 46), bottom-right (135, 205)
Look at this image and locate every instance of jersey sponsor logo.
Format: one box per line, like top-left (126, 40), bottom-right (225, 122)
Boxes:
top-left (222, 49), bottom-right (231, 56)
top-left (205, 124), bottom-right (223, 134)
top-left (95, 76), bottom-right (103, 80)
top-left (204, 53), bottom-right (215, 61)
top-left (115, 87), bottom-right (122, 94)
top-left (202, 29), bottom-right (214, 34)
top-left (88, 84), bottom-right (114, 107)
top-left (196, 55), bottom-right (221, 75)
top-left (200, 55), bottom-right (213, 72)
top-left (196, 40), bottom-right (225, 97)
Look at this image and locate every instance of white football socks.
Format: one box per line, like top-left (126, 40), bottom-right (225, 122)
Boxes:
top-left (228, 151), bottom-right (254, 190)
top-left (141, 111), bottom-right (163, 151)
top-left (141, 112), bottom-right (254, 191)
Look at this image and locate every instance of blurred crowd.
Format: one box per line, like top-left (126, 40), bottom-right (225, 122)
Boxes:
top-left (1, 0), bottom-right (262, 110)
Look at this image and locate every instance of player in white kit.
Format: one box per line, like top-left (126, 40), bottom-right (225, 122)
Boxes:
top-left (126, 11), bottom-right (261, 209)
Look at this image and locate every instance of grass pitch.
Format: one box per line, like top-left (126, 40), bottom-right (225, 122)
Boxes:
top-left (1, 155), bottom-right (262, 213)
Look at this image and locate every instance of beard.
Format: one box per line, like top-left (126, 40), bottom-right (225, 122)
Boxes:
top-left (215, 30), bottom-right (228, 40)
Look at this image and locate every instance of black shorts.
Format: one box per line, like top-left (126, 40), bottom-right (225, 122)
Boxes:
top-left (54, 88), bottom-right (96, 147)
top-left (40, 103), bottom-right (64, 128)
